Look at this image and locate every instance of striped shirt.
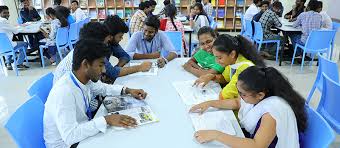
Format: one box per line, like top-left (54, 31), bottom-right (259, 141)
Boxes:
top-left (259, 9), bottom-right (282, 40)
top-left (293, 11), bottom-right (322, 43)
top-left (203, 3), bottom-right (213, 17)
top-left (129, 10), bottom-right (147, 34)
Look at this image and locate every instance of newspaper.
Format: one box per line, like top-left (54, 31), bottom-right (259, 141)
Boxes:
top-left (129, 61), bottom-right (158, 76)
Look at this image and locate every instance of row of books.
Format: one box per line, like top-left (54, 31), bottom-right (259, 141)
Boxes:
top-left (88, 9), bottom-right (135, 19)
top-left (79, 0), bottom-right (140, 7)
top-left (216, 8), bottom-right (244, 18)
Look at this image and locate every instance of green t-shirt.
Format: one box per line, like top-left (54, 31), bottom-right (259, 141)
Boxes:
top-left (193, 49), bottom-right (225, 73)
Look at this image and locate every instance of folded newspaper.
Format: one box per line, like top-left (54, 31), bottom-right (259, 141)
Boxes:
top-left (129, 61), bottom-right (158, 76)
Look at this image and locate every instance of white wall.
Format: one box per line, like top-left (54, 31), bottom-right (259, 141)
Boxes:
top-left (3, 0), bottom-right (19, 25)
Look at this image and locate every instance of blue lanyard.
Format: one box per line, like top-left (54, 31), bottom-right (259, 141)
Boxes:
top-left (70, 74), bottom-right (92, 120)
top-left (143, 40), bottom-right (153, 54)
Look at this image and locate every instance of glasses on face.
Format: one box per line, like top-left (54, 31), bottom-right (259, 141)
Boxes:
top-left (199, 39), bottom-right (213, 47)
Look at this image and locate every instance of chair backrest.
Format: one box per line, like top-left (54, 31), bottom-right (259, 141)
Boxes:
top-left (317, 73), bottom-right (340, 133)
top-left (315, 53), bottom-right (339, 90)
top-left (210, 20), bottom-right (217, 30)
top-left (0, 33), bottom-right (14, 54)
top-left (27, 72), bottom-right (54, 103)
top-left (240, 15), bottom-right (245, 35)
top-left (56, 27), bottom-right (69, 48)
top-left (84, 17), bottom-right (90, 24)
top-left (253, 21), bottom-right (264, 41)
top-left (304, 30), bottom-right (337, 50)
top-left (332, 22), bottom-right (340, 31)
top-left (5, 96), bottom-right (46, 148)
top-left (69, 22), bottom-right (79, 43)
top-left (303, 105), bottom-right (335, 148)
top-left (245, 19), bottom-right (253, 39)
top-left (163, 31), bottom-right (183, 57)
top-left (78, 20), bottom-right (85, 33)
top-left (208, 16), bottom-right (213, 25)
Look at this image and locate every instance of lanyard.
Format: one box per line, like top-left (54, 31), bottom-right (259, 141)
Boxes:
top-left (70, 74), bottom-right (92, 120)
top-left (143, 40), bottom-right (154, 54)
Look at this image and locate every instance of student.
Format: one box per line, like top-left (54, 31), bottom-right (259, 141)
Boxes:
top-left (148, 0), bottom-right (157, 16)
top-left (55, 6), bottom-right (76, 25)
top-left (40, 7), bottom-right (68, 65)
top-left (183, 27), bottom-right (224, 77)
top-left (53, 18), bottom-right (152, 84)
top-left (125, 15), bottom-right (178, 68)
top-left (190, 66), bottom-right (306, 148)
top-left (290, 0), bottom-right (322, 58)
top-left (244, 0), bottom-right (262, 21)
top-left (129, 1), bottom-right (152, 34)
top-left (159, 4), bottom-right (187, 54)
top-left (19, 0), bottom-right (41, 23)
top-left (284, 0), bottom-right (306, 22)
top-left (53, 0), bottom-right (61, 7)
top-left (269, 0), bottom-right (283, 17)
top-left (316, 1), bottom-right (332, 30)
top-left (253, 0), bottom-right (269, 22)
top-left (70, 0), bottom-right (86, 22)
top-left (158, 0), bottom-right (171, 17)
top-left (203, 0), bottom-right (213, 17)
top-left (44, 39), bottom-right (148, 148)
top-left (194, 34), bottom-right (265, 100)
top-left (190, 3), bottom-right (210, 33)
top-left (0, 5), bottom-right (29, 70)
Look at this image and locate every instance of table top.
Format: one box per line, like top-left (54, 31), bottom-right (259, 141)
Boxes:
top-left (275, 18), bottom-right (302, 32)
top-left (16, 21), bottom-right (43, 34)
top-left (78, 58), bottom-right (244, 148)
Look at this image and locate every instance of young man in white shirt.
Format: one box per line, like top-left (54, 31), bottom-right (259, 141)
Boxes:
top-left (70, 0), bottom-right (86, 22)
top-left (316, 1), bottom-right (332, 30)
top-left (0, 6), bottom-right (29, 70)
top-left (44, 39), bottom-right (148, 148)
top-left (244, 0), bottom-right (263, 21)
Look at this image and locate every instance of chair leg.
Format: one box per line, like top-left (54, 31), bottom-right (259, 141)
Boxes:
top-left (310, 53), bottom-right (315, 68)
top-left (306, 83), bottom-right (317, 104)
top-left (12, 52), bottom-right (19, 76)
top-left (57, 47), bottom-right (63, 62)
top-left (275, 41), bottom-right (280, 64)
top-left (21, 47), bottom-right (29, 66)
top-left (39, 46), bottom-right (45, 68)
top-left (257, 42), bottom-right (262, 53)
top-left (0, 56), bottom-right (8, 76)
top-left (291, 45), bottom-right (298, 67)
top-left (300, 51), bottom-right (306, 72)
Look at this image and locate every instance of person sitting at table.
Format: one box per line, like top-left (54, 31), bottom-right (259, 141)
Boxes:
top-left (289, 0), bottom-right (322, 59)
top-left (183, 26), bottom-right (224, 77)
top-left (54, 16), bottom-right (152, 84)
top-left (40, 7), bottom-right (69, 65)
top-left (53, 0), bottom-right (61, 8)
top-left (193, 34), bottom-right (266, 100)
top-left (70, 0), bottom-right (87, 22)
top-left (189, 3), bottom-right (210, 33)
top-left (129, 1), bottom-right (152, 34)
top-left (253, 0), bottom-right (269, 22)
top-left (284, 0), bottom-right (306, 22)
top-left (125, 15), bottom-right (178, 68)
top-left (203, 0), bottom-right (213, 17)
top-left (269, 0), bottom-right (283, 17)
top-left (190, 66), bottom-right (306, 148)
top-left (160, 4), bottom-right (187, 55)
top-left (19, 0), bottom-right (41, 23)
top-left (244, 0), bottom-right (262, 21)
top-left (148, 0), bottom-right (157, 16)
top-left (316, 1), bottom-right (332, 30)
top-left (55, 6), bottom-right (76, 25)
top-left (0, 5), bottom-right (29, 70)
top-left (44, 39), bottom-right (148, 148)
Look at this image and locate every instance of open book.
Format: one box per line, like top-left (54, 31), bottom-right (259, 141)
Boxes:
top-left (172, 80), bottom-right (222, 105)
top-left (129, 61), bottom-right (158, 76)
top-left (103, 95), bottom-right (159, 130)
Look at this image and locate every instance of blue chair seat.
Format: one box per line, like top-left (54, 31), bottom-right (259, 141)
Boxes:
top-left (27, 72), bottom-right (54, 103)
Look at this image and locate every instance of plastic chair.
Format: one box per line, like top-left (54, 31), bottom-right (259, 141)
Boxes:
top-left (330, 22), bottom-right (340, 58)
top-left (306, 53), bottom-right (339, 104)
top-left (240, 15), bottom-right (245, 36)
top-left (291, 30), bottom-right (337, 71)
top-left (253, 22), bottom-right (281, 63)
top-left (164, 31), bottom-right (183, 57)
top-left (0, 33), bottom-right (29, 76)
top-left (68, 22), bottom-right (79, 50)
top-left (303, 105), bottom-right (335, 148)
top-left (27, 72), bottom-right (54, 103)
top-left (5, 95), bottom-right (46, 148)
top-left (244, 19), bottom-right (253, 41)
top-left (78, 19), bottom-right (85, 34)
top-left (208, 16), bottom-right (214, 25)
top-left (317, 73), bottom-right (340, 133)
top-left (84, 17), bottom-right (90, 24)
top-left (210, 20), bottom-right (217, 30)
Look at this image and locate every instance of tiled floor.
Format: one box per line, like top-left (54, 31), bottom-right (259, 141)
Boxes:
top-left (0, 33), bottom-right (339, 147)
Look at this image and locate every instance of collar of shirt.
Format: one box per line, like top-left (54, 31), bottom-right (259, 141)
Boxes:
top-left (137, 9), bottom-right (147, 18)
top-left (70, 71), bottom-right (89, 92)
top-left (141, 32), bottom-right (159, 42)
top-left (0, 17), bottom-right (7, 22)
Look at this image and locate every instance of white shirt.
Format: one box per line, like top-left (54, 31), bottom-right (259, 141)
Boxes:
top-left (53, 50), bottom-right (73, 84)
top-left (0, 17), bottom-right (19, 46)
top-left (44, 72), bottom-right (124, 148)
top-left (320, 11), bottom-right (332, 30)
top-left (71, 8), bottom-right (86, 22)
top-left (244, 3), bottom-right (260, 21)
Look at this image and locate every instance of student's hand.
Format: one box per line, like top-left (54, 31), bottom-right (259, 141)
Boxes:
top-left (138, 61), bottom-right (152, 72)
top-left (150, 51), bottom-right (161, 59)
top-left (182, 63), bottom-right (193, 71)
top-left (189, 101), bottom-right (212, 114)
top-left (126, 88), bottom-right (148, 100)
top-left (104, 114), bottom-right (137, 128)
top-left (157, 58), bottom-right (166, 68)
top-left (193, 74), bottom-right (215, 87)
top-left (194, 130), bottom-right (221, 144)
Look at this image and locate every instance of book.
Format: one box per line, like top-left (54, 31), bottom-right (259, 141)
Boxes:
top-left (211, 0), bottom-right (216, 6)
top-left (125, 8), bottom-right (132, 18)
top-left (217, 20), bottom-right (224, 28)
top-left (96, 0), bottom-right (105, 7)
top-left (79, 0), bottom-right (88, 8)
top-left (218, 0), bottom-right (225, 6)
top-left (235, 8), bottom-right (243, 17)
top-left (217, 8), bottom-right (224, 18)
top-left (33, 0), bottom-right (42, 9)
top-left (125, 0), bottom-right (132, 6)
top-left (236, 0), bottom-right (245, 6)
top-left (129, 61), bottom-right (158, 76)
top-left (98, 9), bottom-right (106, 19)
top-left (89, 9), bottom-right (97, 19)
top-left (108, 9), bottom-right (115, 16)
top-left (116, 9), bottom-right (124, 18)
top-left (133, 0), bottom-right (139, 7)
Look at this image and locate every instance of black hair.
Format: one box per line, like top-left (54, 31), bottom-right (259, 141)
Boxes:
top-left (197, 26), bottom-right (218, 39)
top-left (316, 1), bottom-right (323, 9)
top-left (253, 0), bottom-right (263, 4)
top-left (79, 22), bottom-right (110, 42)
top-left (238, 66), bottom-right (307, 132)
top-left (103, 15), bottom-right (129, 36)
top-left (54, 0), bottom-right (61, 5)
top-left (195, 0), bottom-right (202, 3)
top-left (213, 34), bottom-right (266, 67)
top-left (193, 3), bottom-right (210, 24)
top-left (300, 0), bottom-right (306, 3)
top-left (164, 4), bottom-right (178, 31)
top-left (45, 7), bottom-right (56, 17)
top-left (72, 39), bottom-right (111, 71)
top-left (260, 0), bottom-right (270, 7)
top-left (163, 0), bottom-right (170, 6)
top-left (149, 0), bottom-right (157, 6)
top-left (139, 1), bottom-right (150, 10)
top-left (307, 0), bottom-right (319, 11)
top-left (20, 0), bottom-right (27, 3)
top-left (71, 0), bottom-right (79, 5)
top-left (144, 15), bottom-right (160, 30)
top-left (0, 5), bottom-right (9, 13)
top-left (272, 1), bottom-right (282, 9)
top-left (54, 6), bottom-right (70, 27)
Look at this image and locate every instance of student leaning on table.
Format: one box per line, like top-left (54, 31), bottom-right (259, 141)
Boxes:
top-left (193, 34), bottom-right (266, 100)
top-left (190, 66), bottom-right (307, 148)
top-left (44, 39), bottom-right (148, 148)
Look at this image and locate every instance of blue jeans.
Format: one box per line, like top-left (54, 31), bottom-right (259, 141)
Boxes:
top-left (289, 33), bottom-right (305, 56)
top-left (5, 42), bottom-right (28, 65)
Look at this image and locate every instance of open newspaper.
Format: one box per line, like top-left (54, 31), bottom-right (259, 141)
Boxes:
top-left (128, 61), bottom-right (158, 76)
top-left (103, 95), bottom-right (159, 130)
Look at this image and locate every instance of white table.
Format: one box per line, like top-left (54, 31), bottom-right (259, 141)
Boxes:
top-left (17, 22), bottom-right (43, 34)
top-left (78, 58), bottom-right (244, 148)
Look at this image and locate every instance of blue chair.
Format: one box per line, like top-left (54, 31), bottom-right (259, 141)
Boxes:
top-left (303, 105), bottom-right (335, 148)
top-left (330, 22), bottom-right (340, 58)
top-left (84, 17), bottom-right (90, 24)
top-left (27, 72), bottom-right (54, 103)
top-left (208, 16), bottom-right (214, 25)
top-left (244, 19), bottom-right (253, 41)
top-left (77, 19), bottom-right (85, 34)
top-left (253, 22), bottom-right (281, 63)
top-left (68, 22), bottom-right (79, 50)
top-left (210, 20), bottom-right (218, 30)
top-left (291, 30), bottom-right (337, 71)
top-left (317, 73), bottom-right (340, 133)
top-left (0, 33), bottom-right (29, 76)
top-left (164, 31), bottom-right (183, 57)
top-left (306, 53), bottom-right (339, 104)
top-left (240, 15), bottom-right (245, 36)
top-left (5, 95), bottom-right (46, 148)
